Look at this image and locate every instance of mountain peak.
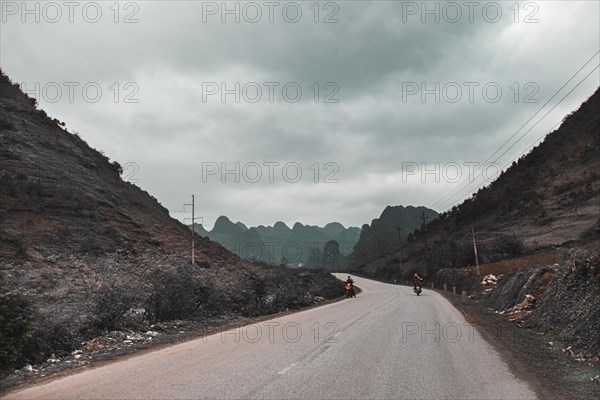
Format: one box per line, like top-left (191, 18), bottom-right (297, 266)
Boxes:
top-left (349, 205), bottom-right (439, 267)
top-left (214, 215), bottom-right (232, 223)
top-left (213, 215), bottom-right (239, 231)
top-left (273, 221), bottom-right (290, 230)
top-left (325, 222), bottom-right (345, 229)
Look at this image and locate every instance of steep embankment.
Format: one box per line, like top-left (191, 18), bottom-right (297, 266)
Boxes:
top-left (0, 70), bottom-right (343, 374)
top-left (433, 244), bottom-right (600, 363)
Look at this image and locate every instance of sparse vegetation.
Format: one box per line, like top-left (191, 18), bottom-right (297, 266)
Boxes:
top-left (0, 292), bottom-right (34, 368)
top-left (110, 161), bottom-right (123, 176)
top-left (144, 263), bottom-right (203, 322)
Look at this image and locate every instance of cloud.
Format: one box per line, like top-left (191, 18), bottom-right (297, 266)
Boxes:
top-left (2, 0), bottom-right (598, 229)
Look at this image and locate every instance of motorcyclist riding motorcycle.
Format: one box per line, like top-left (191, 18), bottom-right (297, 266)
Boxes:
top-left (345, 275), bottom-right (356, 298)
top-left (412, 273), bottom-right (423, 293)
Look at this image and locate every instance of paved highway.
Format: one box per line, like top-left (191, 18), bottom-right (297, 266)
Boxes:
top-left (5, 276), bottom-right (537, 399)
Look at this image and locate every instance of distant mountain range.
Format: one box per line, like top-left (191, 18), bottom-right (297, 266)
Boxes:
top-left (192, 217), bottom-right (362, 267)
top-left (191, 206), bottom-right (441, 268)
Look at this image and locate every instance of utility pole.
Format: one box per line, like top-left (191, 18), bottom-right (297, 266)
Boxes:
top-left (184, 195), bottom-right (201, 265)
top-left (471, 225), bottom-right (480, 276)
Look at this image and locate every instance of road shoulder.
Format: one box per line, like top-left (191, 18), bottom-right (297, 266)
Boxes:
top-left (433, 286), bottom-right (600, 400)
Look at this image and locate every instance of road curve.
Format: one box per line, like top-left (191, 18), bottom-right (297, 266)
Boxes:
top-left (5, 276), bottom-right (538, 399)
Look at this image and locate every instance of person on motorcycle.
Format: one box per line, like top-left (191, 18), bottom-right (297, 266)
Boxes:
top-left (413, 273), bottom-right (423, 291)
top-left (346, 275), bottom-right (356, 298)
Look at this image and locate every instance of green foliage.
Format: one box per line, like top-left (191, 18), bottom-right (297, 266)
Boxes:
top-left (495, 235), bottom-right (525, 258)
top-left (90, 280), bottom-right (143, 331)
top-left (110, 161), bottom-right (123, 176)
top-left (144, 264), bottom-right (203, 321)
top-left (25, 314), bottom-right (79, 364)
top-left (0, 292), bottom-right (34, 368)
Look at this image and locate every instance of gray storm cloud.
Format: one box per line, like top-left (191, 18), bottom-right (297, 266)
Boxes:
top-left (1, 0), bottom-right (598, 229)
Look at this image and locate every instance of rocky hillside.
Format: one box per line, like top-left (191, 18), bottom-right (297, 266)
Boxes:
top-left (0, 70), bottom-right (343, 373)
top-left (347, 205), bottom-right (439, 267)
top-left (193, 217), bottom-right (361, 267)
top-left (432, 242), bottom-right (600, 366)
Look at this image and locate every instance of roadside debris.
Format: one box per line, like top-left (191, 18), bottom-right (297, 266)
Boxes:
top-left (482, 274), bottom-right (498, 285)
top-left (46, 354), bottom-right (59, 363)
top-left (1, 317), bottom-right (244, 388)
top-left (21, 365), bottom-right (35, 373)
top-left (563, 346), bottom-right (576, 357)
top-left (515, 294), bottom-right (536, 310)
top-left (561, 346), bottom-right (600, 364)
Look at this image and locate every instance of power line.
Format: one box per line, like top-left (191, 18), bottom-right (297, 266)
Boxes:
top-left (431, 51), bottom-right (600, 210)
top-left (488, 65), bottom-right (598, 164)
top-left (435, 117), bottom-right (563, 213)
top-left (431, 51), bottom-right (599, 209)
top-left (436, 63), bottom-right (599, 211)
top-left (433, 60), bottom-right (600, 211)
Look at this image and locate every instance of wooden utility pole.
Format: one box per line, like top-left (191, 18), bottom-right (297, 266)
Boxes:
top-left (471, 225), bottom-right (480, 276)
top-left (191, 195), bottom-right (195, 264)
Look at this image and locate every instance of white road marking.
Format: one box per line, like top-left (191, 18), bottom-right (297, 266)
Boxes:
top-left (277, 362), bottom-right (299, 375)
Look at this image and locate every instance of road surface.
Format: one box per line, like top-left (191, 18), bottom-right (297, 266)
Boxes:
top-left (5, 276), bottom-right (538, 399)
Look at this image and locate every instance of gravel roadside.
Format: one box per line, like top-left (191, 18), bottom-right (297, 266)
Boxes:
top-left (0, 293), bottom-right (349, 393)
top-left (435, 287), bottom-right (600, 400)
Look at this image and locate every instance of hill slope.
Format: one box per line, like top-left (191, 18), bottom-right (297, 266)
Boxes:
top-left (0, 70), bottom-right (342, 372)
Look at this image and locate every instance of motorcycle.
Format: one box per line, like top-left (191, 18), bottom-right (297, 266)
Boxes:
top-left (413, 282), bottom-right (422, 296)
top-left (345, 283), bottom-right (356, 298)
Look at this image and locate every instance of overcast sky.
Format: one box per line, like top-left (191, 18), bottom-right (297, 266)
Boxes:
top-left (2, 0), bottom-right (599, 229)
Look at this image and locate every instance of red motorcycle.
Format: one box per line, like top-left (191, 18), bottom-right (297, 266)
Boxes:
top-left (414, 282), bottom-right (422, 296)
top-left (413, 276), bottom-right (423, 296)
top-left (345, 283), bottom-right (356, 298)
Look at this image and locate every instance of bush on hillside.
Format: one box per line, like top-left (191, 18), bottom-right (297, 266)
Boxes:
top-left (0, 292), bottom-right (34, 368)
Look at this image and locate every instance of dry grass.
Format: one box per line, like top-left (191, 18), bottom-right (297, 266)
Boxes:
top-left (459, 251), bottom-right (561, 277)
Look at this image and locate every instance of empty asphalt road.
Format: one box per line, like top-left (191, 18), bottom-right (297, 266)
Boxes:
top-left (5, 276), bottom-right (538, 399)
